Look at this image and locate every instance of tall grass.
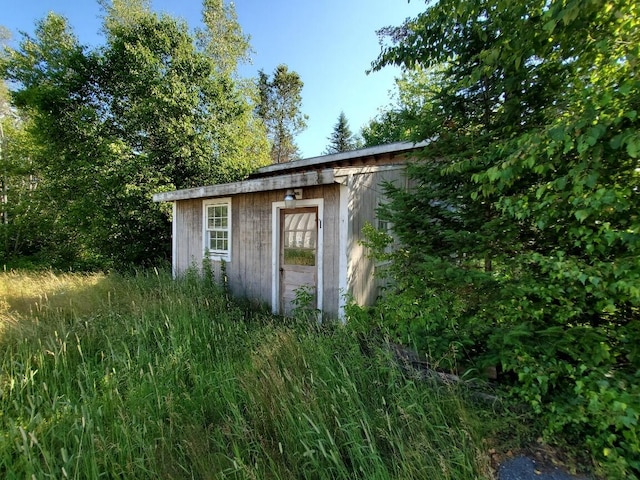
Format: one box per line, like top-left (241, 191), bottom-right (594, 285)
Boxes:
top-left (0, 269), bottom-right (493, 479)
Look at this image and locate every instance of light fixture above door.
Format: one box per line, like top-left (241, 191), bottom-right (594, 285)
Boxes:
top-left (284, 188), bottom-right (302, 208)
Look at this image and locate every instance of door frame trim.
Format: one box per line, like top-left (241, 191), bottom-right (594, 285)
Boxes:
top-left (271, 198), bottom-right (324, 315)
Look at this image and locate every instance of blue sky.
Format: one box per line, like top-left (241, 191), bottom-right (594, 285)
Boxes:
top-left (3, 0), bottom-right (425, 158)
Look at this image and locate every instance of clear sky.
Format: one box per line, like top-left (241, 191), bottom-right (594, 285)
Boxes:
top-left (2, 0), bottom-right (425, 158)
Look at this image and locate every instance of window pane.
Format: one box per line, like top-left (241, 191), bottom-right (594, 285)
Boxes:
top-left (204, 200), bottom-right (231, 258)
top-left (282, 211), bottom-right (316, 265)
top-left (283, 212), bottom-right (316, 249)
top-left (208, 204), bottom-right (228, 230)
top-left (283, 247), bottom-right (315, 266)
top-left (209, 231), bottom-right (228, 251)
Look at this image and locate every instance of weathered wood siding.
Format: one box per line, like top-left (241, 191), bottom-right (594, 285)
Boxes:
top-left (228, 189), bottom-right (275, 306)
top-left (174, 185), bottom-right (341, 316)
top-left (345, 166), bottom-right (407, 307)
top-left (317, 185), bottom-right (341, 316)
top-left (170, 148), bottom-right (414, 317)
top-left (174, 199), bottom-right (205, 272)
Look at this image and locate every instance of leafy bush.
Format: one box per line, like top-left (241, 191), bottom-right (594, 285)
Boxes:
top-left (364, 0), bottom-right (640, 475)
top-left (363, 218), bottom-right (640, 478)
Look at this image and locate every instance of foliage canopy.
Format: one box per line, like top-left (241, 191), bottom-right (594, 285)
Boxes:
top-left (256, 64), bottom-right (308, 163)
top-left (366, 0), bottom-right (640, 476)
top-left (0, 1), bottom-right (269, 268)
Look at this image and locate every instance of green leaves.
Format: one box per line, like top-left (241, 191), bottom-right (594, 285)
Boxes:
top-left (256, 64), bottom-right (308, 163)
top-left (370, 0), bottom-right (640, 476)
top-left (1, 3), bottom-right (270, 268)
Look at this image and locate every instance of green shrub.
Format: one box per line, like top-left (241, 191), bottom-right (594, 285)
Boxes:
top-left (363, 235), bottom-right (640, 478)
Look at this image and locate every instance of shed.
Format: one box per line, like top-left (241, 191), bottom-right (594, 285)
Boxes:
top-left (152, 141), bottom-right (425, 319)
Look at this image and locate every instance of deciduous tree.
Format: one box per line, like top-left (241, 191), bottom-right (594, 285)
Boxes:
top-left (361, 67), bottom-right (440, 147)
top-left (1, 1), bottom-right (269, 268)
top-left (369, 0), bottom-right (640, 475)
top-left (256, 64), bottom-right (308, 163)
top-left (0, 79), bottom-right (49, 265)
top-left (196, 0), bottom-right (251, 76)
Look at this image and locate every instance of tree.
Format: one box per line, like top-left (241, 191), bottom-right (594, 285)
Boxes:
top-left (196, 0), bottom-right (251, 76)
top-left (256, 64), bottom-right (308, 163)
top-left (369, 0), bottom-right (640, 476)
top-left (360, 110), bottom-right (406, 147)
top-left (0, 80), bottom-right (47, 265)
top-left (1, 13), bottom-right (106, 266)
top-left (361, 67), bottom-right (441, 147)
top-left (1, 2), bottom-right (269, 268)
top-left (324, 111), bottom-right (358, 154)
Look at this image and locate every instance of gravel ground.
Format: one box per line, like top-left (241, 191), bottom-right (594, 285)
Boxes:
top-left (498, 456), bottom-right (591, 480)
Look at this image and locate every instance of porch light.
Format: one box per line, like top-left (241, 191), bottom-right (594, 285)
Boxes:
top-left (284, 189), bottom-right (302, 208)
top-left (284, 190), bottom-right (296, 208)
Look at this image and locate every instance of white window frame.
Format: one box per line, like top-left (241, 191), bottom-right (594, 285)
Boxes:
top-left (203, 198), bottom-right (232, 262)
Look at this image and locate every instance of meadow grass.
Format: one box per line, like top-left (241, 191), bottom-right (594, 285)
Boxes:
top-left (0, 269), bottom-right (494, 479)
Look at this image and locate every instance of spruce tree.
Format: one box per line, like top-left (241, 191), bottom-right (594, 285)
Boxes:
top-left (324, 111), bottom-right (357, 154)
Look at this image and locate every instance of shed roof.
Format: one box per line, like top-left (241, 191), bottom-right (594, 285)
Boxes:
top-left (251, 141), bottom-right (426, 177)
top-left (152, 141), bottom-right (426, 203)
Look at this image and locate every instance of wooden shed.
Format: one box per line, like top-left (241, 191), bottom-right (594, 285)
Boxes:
top-left (153, 141), bottom-right (425, 319)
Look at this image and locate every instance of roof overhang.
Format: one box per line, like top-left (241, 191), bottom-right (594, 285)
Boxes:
top-left (252, 140), bottom-right (427, 177)
top-left (153, 140), bottom-right (429, 203)
top-left (153, 168), bottom-right (336, 203)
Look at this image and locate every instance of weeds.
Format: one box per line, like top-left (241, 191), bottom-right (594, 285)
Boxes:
top-left (0, 269), bottom-right (492, 479)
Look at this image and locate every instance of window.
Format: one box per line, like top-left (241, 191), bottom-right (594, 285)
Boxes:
top-left (282, 209), bottom-right (317, 266)
top-left (203, 198), bottom-right (231, 261)
top-left (375, 201), bottom-right (396, 265)
top-left (377, 201), bottom-right (394, 239)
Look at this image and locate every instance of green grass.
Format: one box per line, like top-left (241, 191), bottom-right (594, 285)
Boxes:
top-left (0, 269), bottom-right (494, 479)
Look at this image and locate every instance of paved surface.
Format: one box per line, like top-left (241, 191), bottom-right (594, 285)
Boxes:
top-left (498, 456), bottom-right (591, 480)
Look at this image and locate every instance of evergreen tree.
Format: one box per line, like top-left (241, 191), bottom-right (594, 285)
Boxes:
top-left (256, 64), bottom-right (308, 163)
top-left (324, 111), bottom-right (357, 154)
